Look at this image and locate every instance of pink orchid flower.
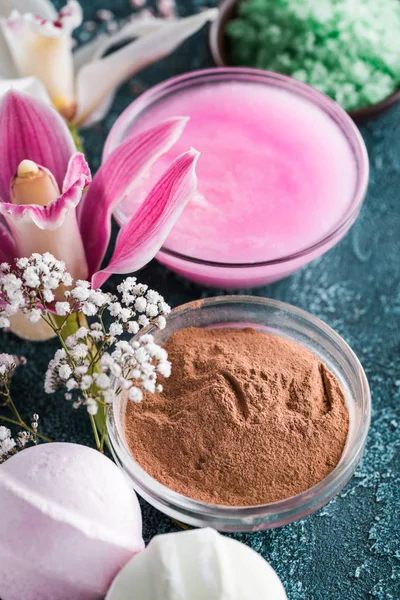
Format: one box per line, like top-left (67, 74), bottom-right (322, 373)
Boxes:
top-left (0, 90), bottom-right (199, 294)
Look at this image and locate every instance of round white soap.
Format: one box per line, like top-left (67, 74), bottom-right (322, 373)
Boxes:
top-left (0, 442), bottom-right (144, 600)
top-left (106, 527), bottom-right (287, 600)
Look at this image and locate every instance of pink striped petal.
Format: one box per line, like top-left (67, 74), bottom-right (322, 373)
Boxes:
top-left (79, 117), bottom-right (188, 278)
top-left (0, 217), bottom-right (16, 263)
top-left (0, 90), bottom-right (75, 202)
top-left (92, 149), bottom-right (199, 289)
top-left (62, 152), bottom-right (91, 193)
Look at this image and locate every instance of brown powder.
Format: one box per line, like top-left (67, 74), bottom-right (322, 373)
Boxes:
top-left (124, 327), bottom-right (349, 506)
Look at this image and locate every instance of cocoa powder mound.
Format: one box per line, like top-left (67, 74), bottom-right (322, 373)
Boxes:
top-left (124, 327), bottom-right (349, 506)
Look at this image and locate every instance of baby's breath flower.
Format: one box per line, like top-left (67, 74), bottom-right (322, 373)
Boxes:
top-left (128, 386), bottom-right (143, 403)
top-left (81, 301), bottom-right (97, 316)
top-left (59, 364), bottom-right (72, 380)
top-left (0, 426), bottom-right (11, 441)
top-left (127, 321), bottom-right (139, 334)
top-left (0, 354), bottom-right (17, 379)
top-left (43, 289), bottom-right (55, 303)
top-left (109, 323), bottom-right (123, 337)
top-left (135, 297), bottom-right (147, 312)
top-left (61, 272), bottom-right (73, 287)
top-left (139, 315), bottom-right (150, 327)
top-left (0, 428), bottom-right (16, 460)
top-left (75, 327), bottom-right (89, 340)
top-left (86, 397), bottom-right (98, 415)
top-left (109, 302), bottom-right (122, 317)
top-left (55, 302), bottom-right (71, 316)
top-left (66, 379), bottom-right (78, 391)
top-left (157, 316), bottom-right (167, 330)
top-left (95, 373), bottom-right (110, 389)
top-left (28, 309), bottom-right (42, 323)
top-left (80, 375), bottom-right (93, 390)
top-left (65, 334), bottom-right (77, 348)
top-left (71, 285), bottom-right (90, 302)
top-left (71, 344), bottom-right (88, 360)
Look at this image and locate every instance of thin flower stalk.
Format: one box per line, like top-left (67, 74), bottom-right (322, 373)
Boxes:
top-left (0, 353), bottom-right (51, 453)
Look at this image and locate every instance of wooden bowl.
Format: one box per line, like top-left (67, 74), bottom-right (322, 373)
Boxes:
top-left (209, 0), bottom-right (400, 125)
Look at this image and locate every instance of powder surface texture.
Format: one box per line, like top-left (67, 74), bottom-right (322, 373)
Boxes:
top-left (125, 328), bottom-right (349, 506)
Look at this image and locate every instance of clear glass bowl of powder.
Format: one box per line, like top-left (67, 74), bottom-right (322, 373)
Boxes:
top-left (107, 296), bottom-right (371, 532)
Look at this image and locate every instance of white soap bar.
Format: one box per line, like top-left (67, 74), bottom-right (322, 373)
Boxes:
top-left (106, 527), bottom-right (287, 599)
top-left (0, 442), bottom-right (144, 600)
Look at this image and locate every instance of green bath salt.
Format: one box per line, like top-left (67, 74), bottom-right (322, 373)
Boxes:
top-left (227, 0), bottom-right (400, 111)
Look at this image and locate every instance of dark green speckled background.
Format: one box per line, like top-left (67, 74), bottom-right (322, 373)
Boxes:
top-left (0, 1), bottom-right (399, 598)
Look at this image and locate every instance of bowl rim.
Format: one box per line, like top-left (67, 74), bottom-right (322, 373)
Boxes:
top-left (105, 67), bottom-right (369, 270)
top-left (208, 0), bottom-right (400, 125)
top-left (107, 296), bottom-right (371, 530)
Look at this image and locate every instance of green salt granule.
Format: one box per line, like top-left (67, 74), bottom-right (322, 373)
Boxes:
top-left (227, 0), bottom-right (400, 111)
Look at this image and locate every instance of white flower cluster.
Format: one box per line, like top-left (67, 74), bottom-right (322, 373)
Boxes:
top-left (46, 332), bottom-right (171, 415)
top-left (46, 277), bottom-right (171, 415)
top-left (0, 354), bottom-right (17, 382)
top-left (0, 417), bottom-right (38, 464)
top-left (57, 276), bottom-right (171, 328)
top-left (0, 253), bottom-right (72, 325)
top-left (0, 353), bottom-right (26, 389)
top-left (0, 426), bottom-right (16, 461)
top-left (0, 253), bottom-right (172, 418)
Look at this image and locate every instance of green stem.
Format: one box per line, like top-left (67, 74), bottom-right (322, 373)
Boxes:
top-left (99, 404), bottom-right (110, 452)
top-left (89, 413), bottom-right (102, 452)
top-left (69, 126), bottom-right (84, 153)
top-left (7, 394), bottom-right (24, 425)
top-left (0, 415), bottom-right (53, 443)
top-left (42, 310), bottom-right (107, 452)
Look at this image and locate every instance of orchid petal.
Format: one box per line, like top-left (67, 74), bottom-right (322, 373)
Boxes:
top-left (0, 1), bottom-right (82, 119)
top-left (73, 18), bottom-right (170, 127)
top-left (0, 0), bottom-right (57, 78)
top-left (92, 148), bottom-right (199, 289)
top-left (73, 9), bottom-right (218, 126)
top-left (0, 30), bottom-right (16, 78)
top-left (0, 76), bottom-right (51, 102)
top-left (0, 217), bottom-right (16, 263)
top-left (0, 90), bottom-right (75, 202)
top-left (0, 157), bottom-right (90, 281)
top-left (73, 19), bottom-right (168, 73)
top-left (62, 152), bottom-right (91, 193)
top-left (79, 116), bottom-right (188, 277)
top-left (0, 0), bottom-right (57, 19)
top-left (1, 160), bottom-right (90, 230)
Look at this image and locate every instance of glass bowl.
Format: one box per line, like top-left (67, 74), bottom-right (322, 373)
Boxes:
top-left (104, 68), bottom-right (369, 290)
top-left (209, 0), bottom-right (400, 126)
top-left (107, 296), bottom-right (371, 532)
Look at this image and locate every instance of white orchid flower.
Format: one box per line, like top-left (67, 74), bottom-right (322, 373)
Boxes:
top-left (0, 0), bottom-right (218, 126)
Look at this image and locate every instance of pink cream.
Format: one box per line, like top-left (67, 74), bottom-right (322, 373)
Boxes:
top-left (112, 75), bottom-right (367, 288)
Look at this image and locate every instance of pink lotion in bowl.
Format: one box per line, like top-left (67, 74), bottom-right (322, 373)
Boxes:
top-left (105, 69), bottom-right (369, 289)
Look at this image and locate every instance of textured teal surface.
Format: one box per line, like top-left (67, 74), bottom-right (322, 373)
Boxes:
top-left (0, 1), bottom-right (399, 598)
